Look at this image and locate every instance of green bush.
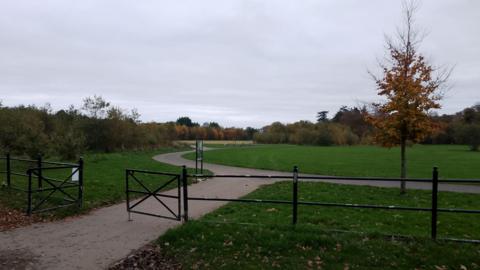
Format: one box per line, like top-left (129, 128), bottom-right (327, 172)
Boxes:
top-left (455, 124), bottom-right (480, 151)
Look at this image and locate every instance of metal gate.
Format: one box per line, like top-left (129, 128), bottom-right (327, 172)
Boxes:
top-left (125, 169), bottom-right (184, 221)
top-left (1, 154), bottom-right (84, 215)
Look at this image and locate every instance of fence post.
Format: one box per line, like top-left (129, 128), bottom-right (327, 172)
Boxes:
top-left (195, 144), bottom-right (198, 175)
top-left (126, 169), bottom-right (132, 221)
top-left (292, 166), bottom-right (298, 225)
top-left (182, 165), bottom-right (189, 223)
top-left (27, 169), bottom-right (32, 216)
top-left (37, 154), bottom-right (42, 188)
top-left (78, 157), bottom-right (84, 209)
top-left (431, 167), bottom-right (439, 240)
top-left (6, 153), bottom-right (11, 187)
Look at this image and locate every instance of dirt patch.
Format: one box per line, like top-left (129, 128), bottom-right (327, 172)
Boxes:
top-left (0, 203), bottom-right (42, 232)
top-left (108, 244), bottom-right (181, 270)
top-left (0, 248), bottom-right (39, 270)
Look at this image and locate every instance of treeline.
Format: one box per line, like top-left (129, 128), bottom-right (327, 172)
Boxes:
top-left (254, 106), bottom-right (371, 146)
top-left (171, 117), bottom-right (257, 141)
top-left (0, 96), bottom-right (177, 159)
top-left (254, 104), bottom-right (480, 151)
top-left (0, 96), bottom-right (259, 160)
top-left (1, 96), bottom-right (478, 160)
top-left (426, 104), bottom-right (480, 151)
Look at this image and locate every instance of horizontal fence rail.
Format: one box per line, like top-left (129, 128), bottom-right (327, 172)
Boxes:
top-left (0, 153), bottom-right (83, 215)
top-left (179, 166), bottom-right (480, 243)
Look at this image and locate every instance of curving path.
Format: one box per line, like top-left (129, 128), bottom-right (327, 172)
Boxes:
top-left (0, 149), bottom-right (279, 270)
top-left (0, 148), bottom-right (479, 270)
top-left (157, 149), bottom-right (480, 194)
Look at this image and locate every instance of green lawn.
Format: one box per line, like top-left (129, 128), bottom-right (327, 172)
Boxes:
top-left (185, 144), bottom-right (480, 179)
top-left (157, 181), bottom-right (480, 269)
top-left (0, 147), bottom-right (191, 217)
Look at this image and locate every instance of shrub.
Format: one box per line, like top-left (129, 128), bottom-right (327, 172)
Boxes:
top-left (455, 124), bottom-right (480, 151)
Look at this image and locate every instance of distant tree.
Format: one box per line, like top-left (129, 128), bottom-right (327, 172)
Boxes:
top-left (366, 2), bottom-right (450, 193)
top-left (316, 111), bottom-right (329, 123)
top-left (455, 125), bottom-right (480, 151)
top-left (316, 124), bottom-right (334, 146)
top-left (130, 108), bottom-right (141, 123)
top-left (244, 127), bottom-right (258, 140)
top-left (332, 106), bottom-right (371, 138)
top-left (455, 105), bottom-right (480, 151)
top-left (176, 117), bottom-right (196, 127)
top-left (54, 129), bottom-right (86, 160)
top-left (207, 122), bottom-right (221, 128)
top-left (82, 95), bottom-right (110, 119)
top-left (462, 105), bottom-right (480, 124)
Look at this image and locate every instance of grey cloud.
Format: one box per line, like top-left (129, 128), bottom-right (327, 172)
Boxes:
top-left (0, 0), bottom-right (479, 127)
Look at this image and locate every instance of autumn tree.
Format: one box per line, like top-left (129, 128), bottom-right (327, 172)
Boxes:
top-left (367, 2), bottom-right (450, 193)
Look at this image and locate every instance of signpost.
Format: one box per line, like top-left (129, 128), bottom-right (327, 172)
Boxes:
top-left (195, 139), bottom-right (204, 175)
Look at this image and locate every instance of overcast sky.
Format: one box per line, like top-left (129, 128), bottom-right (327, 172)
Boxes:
top-left (0, 1), bottom-right (479, 127)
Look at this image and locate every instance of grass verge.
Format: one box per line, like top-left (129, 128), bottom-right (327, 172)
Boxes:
top-left (156, 181), bottom-right (480, 269)
top-left (184, 144), bottom-right (480, 179)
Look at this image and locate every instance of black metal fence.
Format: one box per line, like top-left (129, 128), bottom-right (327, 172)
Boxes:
top-left (124, 165), bottom-right (480, 242)
top-left (125, 169), bottom-right (183, 221)
top-left (185, 166), bottom-right (480, 242)
top-left (0, 153), bottom-right (84, 215)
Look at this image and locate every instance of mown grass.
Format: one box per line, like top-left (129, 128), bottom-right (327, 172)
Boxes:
top-left (158, 181), bottom-right (480, 269)
top-left (185, 144), bottom-right (480, 179)
top-left (0, 147), bottom-right (192, 217)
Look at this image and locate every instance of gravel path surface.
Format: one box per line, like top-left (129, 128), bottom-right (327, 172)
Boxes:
top-left (156, 149), bottom-right (480, 194)
top-left (0, 150), bottom-right (275, 270)
top-left (1, 148), bottom-right (478, 270)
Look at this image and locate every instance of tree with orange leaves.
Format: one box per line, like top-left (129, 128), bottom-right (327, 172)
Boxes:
top-left (367, 1), bottom-right (451, 193)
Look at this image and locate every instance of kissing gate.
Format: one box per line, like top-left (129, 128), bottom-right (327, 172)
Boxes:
top-left (125, 165), bottom-right (480, 243)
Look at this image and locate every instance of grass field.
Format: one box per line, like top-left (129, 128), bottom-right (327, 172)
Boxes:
top-left (185, 144), bottom-right (480, 179)
top-left (157, 181), bottom-right (480, 269)
top-left (0, 147), bottom-right (191, 217)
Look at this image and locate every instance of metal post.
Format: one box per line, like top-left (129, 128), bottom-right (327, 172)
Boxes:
top-left (200, 139), bottom-right (204, 174)
top-left (6, 153), bottom-right (11, 187)
top-left (182, 166), bottom-right (189, 222)
top-left (177, 175), bottom-right (181, 221)
top-left (37, 154), bottom-right (42, 188)
top-left (195, 141), bottom-right (198, 175)
top-left (200, 148), bottom-right (204, 175)
top-left (126, 169), bottom-right (132, 221)
top-left (431, 167), bottom-right (439, 240)
top-left (27, 169), bottom-right (32, 216)
top-left (78, 157), bottom-right (84, 208)
top-left (292, 166), bottom-right (298, 225)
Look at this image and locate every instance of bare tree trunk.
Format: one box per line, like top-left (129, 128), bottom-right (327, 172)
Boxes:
top-left (400, 139), bottom-right (407, 194)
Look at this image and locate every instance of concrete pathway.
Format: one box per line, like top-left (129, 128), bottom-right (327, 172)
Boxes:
top-left (0, 150), bottom-right (276, 270)
top-left (1, 148), bottom-right (479, 270)
top-left (156, 149), bottom-right (480, 194)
